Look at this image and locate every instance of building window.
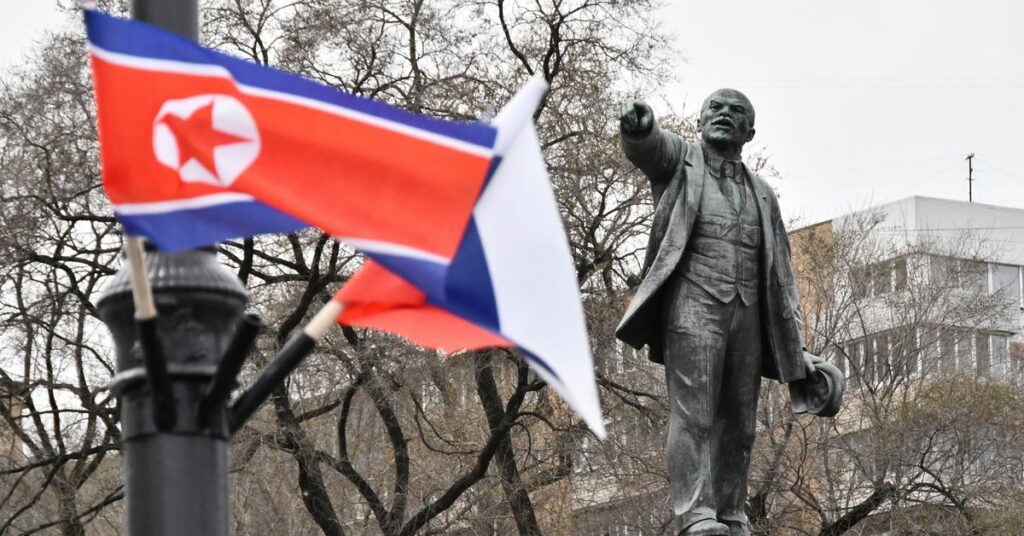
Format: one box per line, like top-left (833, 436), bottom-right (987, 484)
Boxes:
top-left (852, 258), bottom-right (911, 298)
top-left (976, 333), bottom-right (991, 376)
top-left (910, 328), bottom-right (922, 376)
top-left (928, 256), bottom-right (987, 291)
top-left (893, 258), bottom-right (908, 291)
top-left (872, 262), bottom-right (891, 295)
top-left (822, 345), bottom-right (843, 379)
top-left (991, 264), bottom-right (1022, 307)
top-left (874, 334), bottom-right (891, 381)
top-left (959, 259), bottom-right (989, 293)
top-left (940, 330), bottom-right (956, 371)
top-left (920, 327), bottom-right (941, 374)
top-left (931, 256), bottom-right (953, 286)
top-left (956, 330), bottom-right (973, 370)
top-left (993, 335), bottom-right (1010, 376)
top-left (864, 338), bottom-right (876, 384)
top-left (847, 260), bottom-right (897, 297)
top-left (851, 266), bottom-right (870, 299)
top-left (890, 327), bottom-right (918, 377)
top-left (847, 341), bottom-right (863, 387)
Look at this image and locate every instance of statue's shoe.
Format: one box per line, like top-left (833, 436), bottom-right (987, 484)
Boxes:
top-left (724, 521), bottom-right (750, 536)
top-left (681, 520), bottom-right (730, 536)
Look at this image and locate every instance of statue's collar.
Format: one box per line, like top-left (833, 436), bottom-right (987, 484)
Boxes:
top-left (686, 142), bottom-right (747, 174)
top-left (699, 144), bottom-right (741, 171)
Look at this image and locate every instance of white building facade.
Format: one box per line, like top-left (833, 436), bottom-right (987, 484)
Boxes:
top-left (823, 196), bottom-right (1024, 383)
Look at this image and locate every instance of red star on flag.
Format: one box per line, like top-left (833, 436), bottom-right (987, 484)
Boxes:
top-left (162, 102), bottom-right (248, 176)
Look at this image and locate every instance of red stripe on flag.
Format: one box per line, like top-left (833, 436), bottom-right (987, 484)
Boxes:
top-left (335, 261), bottom-right (511, 352)
top-left (91, 57), bottom-right (490, 258)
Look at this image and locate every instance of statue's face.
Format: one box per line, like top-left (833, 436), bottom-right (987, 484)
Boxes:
top-left (698, 89), bottom-right (755, 150)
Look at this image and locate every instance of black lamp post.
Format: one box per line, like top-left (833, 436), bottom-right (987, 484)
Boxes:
top-left (97, 247), bottom-right (252, 536)
top-left (93, 7), bottom-right (241, 536)
top-left (95, 3), bottom-right (327, 533)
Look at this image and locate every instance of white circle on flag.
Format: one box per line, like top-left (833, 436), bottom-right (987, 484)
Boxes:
top-left (152, 94), bottom-right (260, 187)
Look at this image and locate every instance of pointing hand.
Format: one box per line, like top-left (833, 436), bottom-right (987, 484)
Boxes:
top-left (619, 100), bottom-right (653, 135)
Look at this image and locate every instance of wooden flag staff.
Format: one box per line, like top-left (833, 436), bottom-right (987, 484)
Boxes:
top-left (123, 235), bottom-right (176, 430)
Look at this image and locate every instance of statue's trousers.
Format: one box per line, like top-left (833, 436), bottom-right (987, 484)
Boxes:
top-left (663, 275), bottom-right (762, 532)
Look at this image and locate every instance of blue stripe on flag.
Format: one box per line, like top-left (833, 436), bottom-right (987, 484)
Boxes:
top-left (117, 201), bottom-right (307, 251)
top-left (83, 10), bottom-right (496, 150)
top-left (480, 156), bottom-right (503, 189)
top-left (522, 350), bottom-right (564, 384)
top-left (364, 252), bottom-right (448, 302)
top-left (428, 218), bottom-right (501, 333)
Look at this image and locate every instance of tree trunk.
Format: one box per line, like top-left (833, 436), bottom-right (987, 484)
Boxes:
top-left (475, 355), bottom-right (542, 535)
top-left (56, 480), bottom-right (85, 536)
top-left (273, 387), bottom-right (346, 536)
top-left (494, 438), bottom-right (543, 535)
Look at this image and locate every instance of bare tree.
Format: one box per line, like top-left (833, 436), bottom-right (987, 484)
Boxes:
top-left (1, 0), bottom-right (685, 534)
top-left (0, 24), bottom-right (123, 535)
top-left (746, 211), bottom-right (1024, 535)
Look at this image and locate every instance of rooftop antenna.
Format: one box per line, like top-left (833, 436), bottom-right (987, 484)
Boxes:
top-left (966, 153), bottom-right (975, 203)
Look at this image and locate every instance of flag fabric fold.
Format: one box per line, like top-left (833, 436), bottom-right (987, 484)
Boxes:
top-left (336, 77), bottom-right (605, 438)
top-left (337, 261), bottom-right (512, 351)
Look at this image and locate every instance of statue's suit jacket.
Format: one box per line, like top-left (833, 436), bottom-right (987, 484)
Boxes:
top-left (614, 124), bottom-right (807, 383)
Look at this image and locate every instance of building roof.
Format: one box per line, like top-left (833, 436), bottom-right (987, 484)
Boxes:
top-left (796, 196), bottom-right (1024, 265)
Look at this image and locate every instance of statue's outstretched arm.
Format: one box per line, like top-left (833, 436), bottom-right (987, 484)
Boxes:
top-left (618, 101), bottom-right (683, 185)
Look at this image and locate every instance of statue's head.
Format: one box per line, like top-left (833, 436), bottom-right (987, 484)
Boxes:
top-left (697, 88), bottom-right (755, 153)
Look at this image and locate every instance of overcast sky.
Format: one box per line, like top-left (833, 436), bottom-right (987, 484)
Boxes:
top-left (3, 1), bottom-right (1023, 226)
top-left (1, 2), bottom-right (66, 69)
top-left (662, 0), bottom-right (1024, 225)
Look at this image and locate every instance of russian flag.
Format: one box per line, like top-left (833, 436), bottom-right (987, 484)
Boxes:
top-left (85, 9), bottom-right (495, 289)
top-left (336, 78), bottom-right (605, 438)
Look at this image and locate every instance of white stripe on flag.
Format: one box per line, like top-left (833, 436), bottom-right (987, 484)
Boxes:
top-left (334, 236), bottom-right (450, 265)
top-left (114, 192), bottom-right (255, 215)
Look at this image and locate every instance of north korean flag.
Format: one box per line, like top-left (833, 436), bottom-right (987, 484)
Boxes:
top-left (85, 9), bottom-right (496, 289)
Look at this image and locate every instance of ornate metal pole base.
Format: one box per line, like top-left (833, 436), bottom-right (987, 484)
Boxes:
top-left (98, 248), bottom-right (247, 536)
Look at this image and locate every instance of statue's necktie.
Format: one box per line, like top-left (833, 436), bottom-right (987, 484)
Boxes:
top-left (720, 160), bottom-right (743, 214)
